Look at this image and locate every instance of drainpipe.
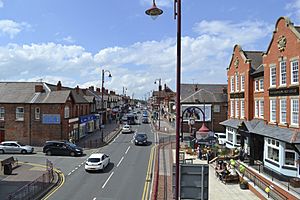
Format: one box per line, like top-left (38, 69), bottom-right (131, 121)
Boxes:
top-left (29, 104), bottom-right (32, 145)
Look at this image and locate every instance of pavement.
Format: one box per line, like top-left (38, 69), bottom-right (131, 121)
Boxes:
top-left (0, 122), bottom-right (121, 200)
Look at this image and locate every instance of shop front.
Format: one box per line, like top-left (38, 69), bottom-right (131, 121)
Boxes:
top-left (79, 114), bottom-right (97, 135)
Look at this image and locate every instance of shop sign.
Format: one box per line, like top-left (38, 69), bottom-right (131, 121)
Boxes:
top-left (80, 115), bottom-right (96, 123)
top-left (269, 87), bottom-right (299, 97)
top-left (230, 92), bottom-right (244, 98)
top-left (42, 114), bottom-right (60, 124)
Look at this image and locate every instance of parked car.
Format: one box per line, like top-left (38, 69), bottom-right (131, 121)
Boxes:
top-left (85, 153), bottom-right (110, 172)
top-left (122, 124), bottom-right (132, 134)
top-left (43, 141), bottom-right (83, 156)
top-left (134, 133), bottom-right (148, 145)
top-left (214, 132), bottom-right (226, 145)
top-left (142, 117), bottom-right (149, 124)
top-left (0, 141), bottom-right (34, 154)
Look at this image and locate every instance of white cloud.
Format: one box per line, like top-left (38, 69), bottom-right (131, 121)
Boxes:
top-left (0, 19), bottom-right (272, 98)
top-left (0, 0), bottom-right (3, 8)
top-left (0, 20), bottom-right (30, 39)
top-left (62, 36), bottom-right (75, 43)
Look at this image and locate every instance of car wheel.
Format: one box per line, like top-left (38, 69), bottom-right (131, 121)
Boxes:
top-left (21, 149), bottom-right (27, 154)
top-left (46, 150), bottom-right (52, 156)
top-left (70, 152), bottom-right (75, 157)
top-left (0, 149), bottom-right (4, 154)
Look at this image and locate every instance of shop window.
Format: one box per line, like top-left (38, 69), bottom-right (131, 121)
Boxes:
top-left (16, 107), bottom-right (24, 121)
top-left (0, 107), bottom-right (4, 120)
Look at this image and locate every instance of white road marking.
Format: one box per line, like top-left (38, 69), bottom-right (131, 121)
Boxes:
top-left (117, 156), bottom-right (124, 167)
top-left (67, 172), bottom-right (72, 176)
top-left (102, 172), bottom-right (114, 189)
top-left (78, 164), bottom-right (81, 167)
top-left (75, 167), bottom-right (78, 170)
top-left (93, 197), bottom-right (96, 200)
top-left (125, 146), bottom-right (130, 154)
top-left (71, 169), bottom-right (75, 173)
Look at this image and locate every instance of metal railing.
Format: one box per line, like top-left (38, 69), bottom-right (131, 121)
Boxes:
top-left (7, 169), bottom-right (54, 200)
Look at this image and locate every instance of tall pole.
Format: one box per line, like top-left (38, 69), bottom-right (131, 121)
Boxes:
top-left (101, 69), bottom-right (104, 125)
top-left (175, 0), bottom-right (181, 199)
top-left (158, 78), bottom-right (161, 130)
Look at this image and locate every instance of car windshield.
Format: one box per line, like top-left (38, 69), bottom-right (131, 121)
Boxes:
top-left (66, 143), bottom-right (78, 148)
top-left (136, 134), bottom-right (146, 139)
top-left (88, 158), bottom-right (101, 163)
top-left (17, 142), bottom-right (26, 146)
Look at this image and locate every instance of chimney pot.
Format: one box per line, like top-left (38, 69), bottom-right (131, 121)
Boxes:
top-left (35, 84), bottom-right (44, 93)
top-left (57, 81), bottom-right (62, 91)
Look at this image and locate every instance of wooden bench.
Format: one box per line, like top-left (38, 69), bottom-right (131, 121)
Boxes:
top-left (1, 157), bottom-right (18, 167)
top-left (222, 174), bottom-right (239, 184)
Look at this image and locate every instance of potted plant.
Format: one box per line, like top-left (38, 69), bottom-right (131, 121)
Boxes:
top-left (239, 164), bottom-right (249, 189)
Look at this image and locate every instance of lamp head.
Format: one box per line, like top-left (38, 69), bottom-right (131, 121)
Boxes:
top-left (145, 1), bottom-right (163, 20)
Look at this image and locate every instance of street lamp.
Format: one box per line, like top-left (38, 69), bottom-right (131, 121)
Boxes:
top-left (146, 1), bottom-right (181, 199)
top-left (101, 69), bottom-right (112, 125)
top-left (154, 78), bottom-right (161, 130)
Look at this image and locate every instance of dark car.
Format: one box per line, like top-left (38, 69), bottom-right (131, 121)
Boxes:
top-left (134, 133), bottom-right (148, 145)
top-left (43, 141), bottom-right (83, 156)
top-left (142, 117), bottom-right (149, 124)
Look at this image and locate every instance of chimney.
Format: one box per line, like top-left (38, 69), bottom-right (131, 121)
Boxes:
top-left (110, 91), bottom-right (114, 95)
top-left (75, 85), bottom-right (79, 94)
top-left (195, 84), bottom-right (198, 92)
top-left (105, 89), bottom-right (108, 94)
top-left (164, 84), bottom-right (167, 91)
top-left (82, 89), bottom-right (87, 95)
top-left (96, 88), bottom-right (100, 93)
top-left (57, 81), bottom-right (62, 91)
top-left (89, 86), bottom-right (94, 91)
top-left (35, 84), bottom-right (44, 93)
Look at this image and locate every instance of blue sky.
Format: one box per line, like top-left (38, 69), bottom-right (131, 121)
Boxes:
top-left (0, 0), bottom-right (300, 98)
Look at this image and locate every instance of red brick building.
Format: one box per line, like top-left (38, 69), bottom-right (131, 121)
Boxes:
top-left (221, 17), bottom-right (300, 179)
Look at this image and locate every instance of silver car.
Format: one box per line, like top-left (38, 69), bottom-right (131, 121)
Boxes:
top-left (0, 141), bottom-right (34, 154)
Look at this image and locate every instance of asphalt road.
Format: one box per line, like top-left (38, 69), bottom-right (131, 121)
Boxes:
top-left (47, 115), bottom-right (155, 200)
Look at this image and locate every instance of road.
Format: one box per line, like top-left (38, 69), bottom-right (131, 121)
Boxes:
top-left (0, 113), bottom-right (156, 200)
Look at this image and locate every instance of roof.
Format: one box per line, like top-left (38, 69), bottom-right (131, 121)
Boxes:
top-left (34, 90), bottom-right (71, 103)
top-left (84, 95), bottom-right (95, 103)
top-left (180, 84), bottom-right (227, 103)
top-left (220, 119), bottom-right (300, 144)
top-left (243, 51), bottom-right (263, 71)
top-left (89, 153), bottom-right (104, 158)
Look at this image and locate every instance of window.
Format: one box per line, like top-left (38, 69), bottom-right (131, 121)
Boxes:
top-left (280, 99), bottom-right (287, 123)
top-left (259, 100), bottom-right (264, 118)
top-left (228, 132), bottom-right (233, 143)
top-left (241, 75), bottom-right (245, 91)
top-left (230, 100), bottom-right (234, 117)
top-left (35, 107), bottom-right (40, 120)
top-left (64, 106), bottom-right (70, 118)
top-left (280, 61), bottom-right (287, 85)
top-left (214, 105), bottom-right (220, 113)
top-left (270, 66), bottom-right (276, 87)
top-left (291, 99), bottom-right (299, 125)
top-left (241, 100), bottom-right (245, 118)
top-left (270, 99), bottom-right (276, 122)
top-left (291, 60), bottom-right (299, 84)
top-left (267, 138), bottom-right (280, 162)
top-left (259, 79), bottom-right (264, 91)
top-left (235, 100), bottom-right (239, 118)
top-left (255, 100), bottom-right (259, 117)
top-left (235, 73), bottom-right (239, 91)
top-left (255, 80), bottom-right (259, 91)
top-left (230, 76), bottom-right (234, 92)
top-left (285, 144), bottom-right (296, 166)
top-left (16, 107), bottom-right (24, 121)
top-left (0, 107), bottom-right (4, 120)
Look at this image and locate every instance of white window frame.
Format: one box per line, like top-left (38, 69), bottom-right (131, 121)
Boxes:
top-left (0, 107), bottom-right (4, 120)
top-left (280, 99), bottom-right (287, 124)
top-left (230, 76), bottom-right (234, 93)
top-left (255, 100), bottom-right (259, 117)
top-left (291, 98), bottom-right (299, 126)
top-left (35, 107), bottom-right (40, 120)
top-left (284, 143), bottom-right (296, 167)
top-left (16, 107), bottom-right (24, 121)
top-left (235, 100), bottom-right (239, 118)
top-left (64, 106), bottom-right (70, 118)
top-left (259, 100), bottom-right (264, 118)
top-left (291, 60), bottom-right (299, 84)
top-left (280, 61), bottom-right (287, 86)
top-left (240, 100), bottom-right (245, 119)
top-left (235, 73), bottom-right (239, 92)
top-left (259, 79), bottom-right (264, 91)
top-left (241, 75), bottom-right (245, 91)
top-left (270, 99), bottom-right (276, 122)
top-left (230, 100), bottom-right (234, 117)
top-left (270, 66), bottom-right (276, 87)
top-left (266, 138), bottom-right (280, 163)
top-left (255, 80), bottom-right (259, 91)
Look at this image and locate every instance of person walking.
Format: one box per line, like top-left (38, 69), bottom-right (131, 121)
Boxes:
top-left (197, 146), bottom-right (202, 159)
top-left (206, 150), bottom-right (210, 164)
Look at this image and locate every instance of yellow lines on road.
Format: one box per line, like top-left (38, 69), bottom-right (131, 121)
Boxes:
top-left (41, 168), bottom-right (65, 200)
top-left (142, 145), bottom-right (156, 200)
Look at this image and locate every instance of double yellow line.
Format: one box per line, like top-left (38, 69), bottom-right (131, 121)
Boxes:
top-left (142, 145), bottom-right (156, 200)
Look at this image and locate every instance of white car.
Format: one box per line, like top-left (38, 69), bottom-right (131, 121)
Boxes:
top-left (85, 153), bottom-right (110, 172)
top-left (0, 141), bottom-right (34, 154)
top-left (214, 133), bottom-right (226, 145)
top-left (122, 124), bottom-right (132, 134)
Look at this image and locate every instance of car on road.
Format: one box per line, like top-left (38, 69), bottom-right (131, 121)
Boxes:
top-left (43, 141), bottom-right (83, 156)
top-left (0, 141), bottom-right (34, 154)
top-left (122, 124), bottom-right (132, 134)
top-left (142, 117), bottom-right (149, 124)
top-left (134, 133), bottom-right (148, 145)
top-left (214, 132), bottom-right (226, 145)
top-left (85, 153), bottom-right (110, 172)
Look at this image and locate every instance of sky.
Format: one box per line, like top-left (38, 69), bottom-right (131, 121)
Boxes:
top-left (1, 0), bottom-right (300, 99)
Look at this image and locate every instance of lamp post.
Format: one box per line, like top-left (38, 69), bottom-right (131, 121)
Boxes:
top-left (154, 78), bottom-right (161, 130)
top-left (146, 1), bottom-right (181, 199)
top-left (101, 69), bottom-right (112, 125)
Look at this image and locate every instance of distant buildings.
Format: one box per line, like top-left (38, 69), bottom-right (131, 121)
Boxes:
top-left (0, 81), bottom-right (124, 145)
top-left (221, 16), bottom-right (300, 179)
